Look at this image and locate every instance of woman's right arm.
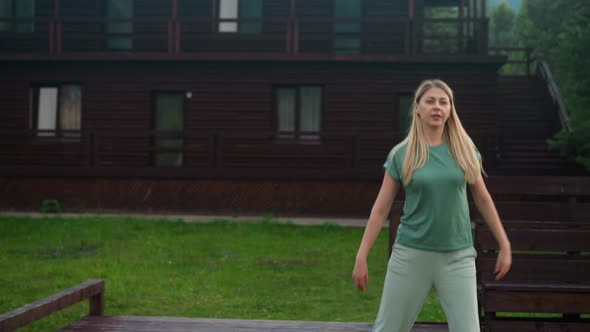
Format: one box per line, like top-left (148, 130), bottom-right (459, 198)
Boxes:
top-left (352, 171), bottom-right (400, 291)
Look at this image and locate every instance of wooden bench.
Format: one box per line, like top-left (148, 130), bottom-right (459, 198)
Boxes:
top-left (475, 220), bottom-right (590, 332)
top-left (387, 176), bottom-right (590, 330)
top-left (472, 176), bottom-right (590, 223)
top-left (472, 176), bottom-right (590, 331)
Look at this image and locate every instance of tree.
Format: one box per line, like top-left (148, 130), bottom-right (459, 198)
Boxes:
top-left (514, 0), bottom-right (590, 171)
top-left (489, 1), bottom-right (516, 47)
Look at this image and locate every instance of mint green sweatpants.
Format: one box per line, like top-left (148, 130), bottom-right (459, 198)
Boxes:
top-left (372, 243), bottom-right (480, 332)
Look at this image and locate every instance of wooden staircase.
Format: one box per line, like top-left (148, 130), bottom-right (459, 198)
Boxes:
top-left (494, 76), bottom-right (573, 175)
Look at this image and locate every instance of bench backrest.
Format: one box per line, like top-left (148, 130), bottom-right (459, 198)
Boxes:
top-left (475, 222), bottom-right (590, 285)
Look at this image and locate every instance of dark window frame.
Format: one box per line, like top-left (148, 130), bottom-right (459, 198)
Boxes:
top-left (331, 0), bottom-right (366, 54)
top-left (215, 0), bottom-right (263, 34)
top-left (272, 85), bottom-right (324, 144)
top-left (104, 0), bottom-right (135, 51)
top-left (151, 90), bottom-right (187, 167)
top-left (0, 0), bottom-right (35, 33)
top-left (30, 83), bottom-right (83, 143)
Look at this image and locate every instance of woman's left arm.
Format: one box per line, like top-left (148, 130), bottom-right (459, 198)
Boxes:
top-left (469, 176), bottom-right (512, 280)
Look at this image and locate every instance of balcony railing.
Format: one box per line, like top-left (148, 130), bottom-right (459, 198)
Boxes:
top-left (0, 130), bottom-right (499, 179)
top-left (0, 17), bottom-right (489, 57)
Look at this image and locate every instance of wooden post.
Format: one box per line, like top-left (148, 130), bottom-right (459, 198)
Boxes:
top-left (168, 22), bottom-right (173, 54)
top-left (211, 0), bottom-right (218, 32)
top-left (48, 0), bottom-right (56, 54)
top-left (55, 0), bottom-right (61, 54)
top-left (412, 18), bottom-right (419, 54)
top-left (287, 0), bottom-right (296, 54)
top-left (481, 17), bottom-right (488, 53)
top-left (526, 47), bottom-right (531, 76)
top-left (169, 0), bottom-right (177, 54)
top-left (175, 24), bottom-right (181, 53)
top-left (474, 0), bottom-right (479, 54)
top-left (89, 292), bottom-right (104, 316)
top-left (459, 0), bottom-right (464, 53)
top-left (408, 0), bottom-right (414, 54)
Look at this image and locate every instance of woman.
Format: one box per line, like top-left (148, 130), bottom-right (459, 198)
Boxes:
top-left (352, 79), bottom-right (512, 332)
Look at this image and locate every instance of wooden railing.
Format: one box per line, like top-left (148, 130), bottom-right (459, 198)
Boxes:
top-left (0, 17), bottom-right (489, 57)
top-left (0, 280), bottom-right (104, 332)
top-left (538, 61), bottom-right (571, 131)
top-left (0, 130), bottom-right (499, 179)
top-left (488, 47), bottom-right (533, 75)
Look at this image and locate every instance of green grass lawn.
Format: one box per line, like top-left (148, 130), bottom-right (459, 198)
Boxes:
top-left (0, 216), bottom-right (446, 331)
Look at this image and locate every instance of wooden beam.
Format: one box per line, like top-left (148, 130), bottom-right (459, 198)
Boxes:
top-left (291, 0), bottom-right (296, 17)
top-left (0, 280), bottom-right (104, 332)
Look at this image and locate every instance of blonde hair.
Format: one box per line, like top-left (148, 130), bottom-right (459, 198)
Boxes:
top-left (398, 79), bottom-right (484, 185)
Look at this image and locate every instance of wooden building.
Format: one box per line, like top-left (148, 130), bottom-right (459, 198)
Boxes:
top-left (0, 0), bottom-right (578, 215)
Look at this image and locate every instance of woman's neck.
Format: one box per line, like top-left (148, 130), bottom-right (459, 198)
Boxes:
top-left (422, 125), bottom-right (445, 146)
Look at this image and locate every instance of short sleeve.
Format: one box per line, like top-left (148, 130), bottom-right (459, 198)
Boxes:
top-left (383, 149), bottom-right (402, 181)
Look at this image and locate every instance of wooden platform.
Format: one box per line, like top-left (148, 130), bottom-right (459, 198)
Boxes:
top-left (0, 280), bottom-right (448, 332)
top-left (60, 316), bottom-right (448, 332)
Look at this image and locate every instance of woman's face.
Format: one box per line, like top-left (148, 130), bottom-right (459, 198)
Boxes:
top-left (414, 87), bottom-right (451, 128)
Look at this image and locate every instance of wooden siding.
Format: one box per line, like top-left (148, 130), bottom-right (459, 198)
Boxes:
top-left (0, 61), bottom-right (500, 177)
top-left (0, 177), bottom-right (382, 216)
top-left (2, 176), bottom-right (588, 216)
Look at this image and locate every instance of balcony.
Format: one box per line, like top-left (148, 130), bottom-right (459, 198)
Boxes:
top-left (0, 16), bottom-right (489, 61)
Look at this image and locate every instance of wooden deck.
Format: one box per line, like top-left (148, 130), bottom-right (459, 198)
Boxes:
top-left (60, 316), bottom-right (448, 332)
top-left (0, 279), bottom-right (447, 332)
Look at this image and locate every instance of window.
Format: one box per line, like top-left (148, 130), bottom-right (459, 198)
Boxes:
top-left (275, 86), bottom-right (323, 141)
top-left (32, 85), bottom-right (82, 139)
top-left (333, 0), bottom-right (361, 54)
top-left (398, 93), bottom-right (413, 134)
top-left (218, 0), bottom-right (262, 33)
top-left (153, 92), bottom-right (184, 167)
top-left (107, 0), bottom-right (134, 50)
top-left (0, 0), bottom-right (35, 33)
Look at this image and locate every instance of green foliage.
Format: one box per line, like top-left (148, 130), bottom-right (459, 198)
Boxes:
top-left (489, 1), bottom-right (516, 47)
top-left (513, 0), bottom-right (590, 170)
top-left (547, 118), bottom-right (590, 172)
top-left (40, 199), bottom-right (62, 214)
top-left (488, 0), bottom-right (522, 12)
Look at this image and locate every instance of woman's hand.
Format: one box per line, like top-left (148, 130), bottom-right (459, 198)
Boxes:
top-left (352, 257), bottom-right (369, 291)
top-left (495, 247), bottom-right (512, 280)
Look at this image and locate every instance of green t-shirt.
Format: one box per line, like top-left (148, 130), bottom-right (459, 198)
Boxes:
top-left (384, 142), bottom-right (473, 251)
